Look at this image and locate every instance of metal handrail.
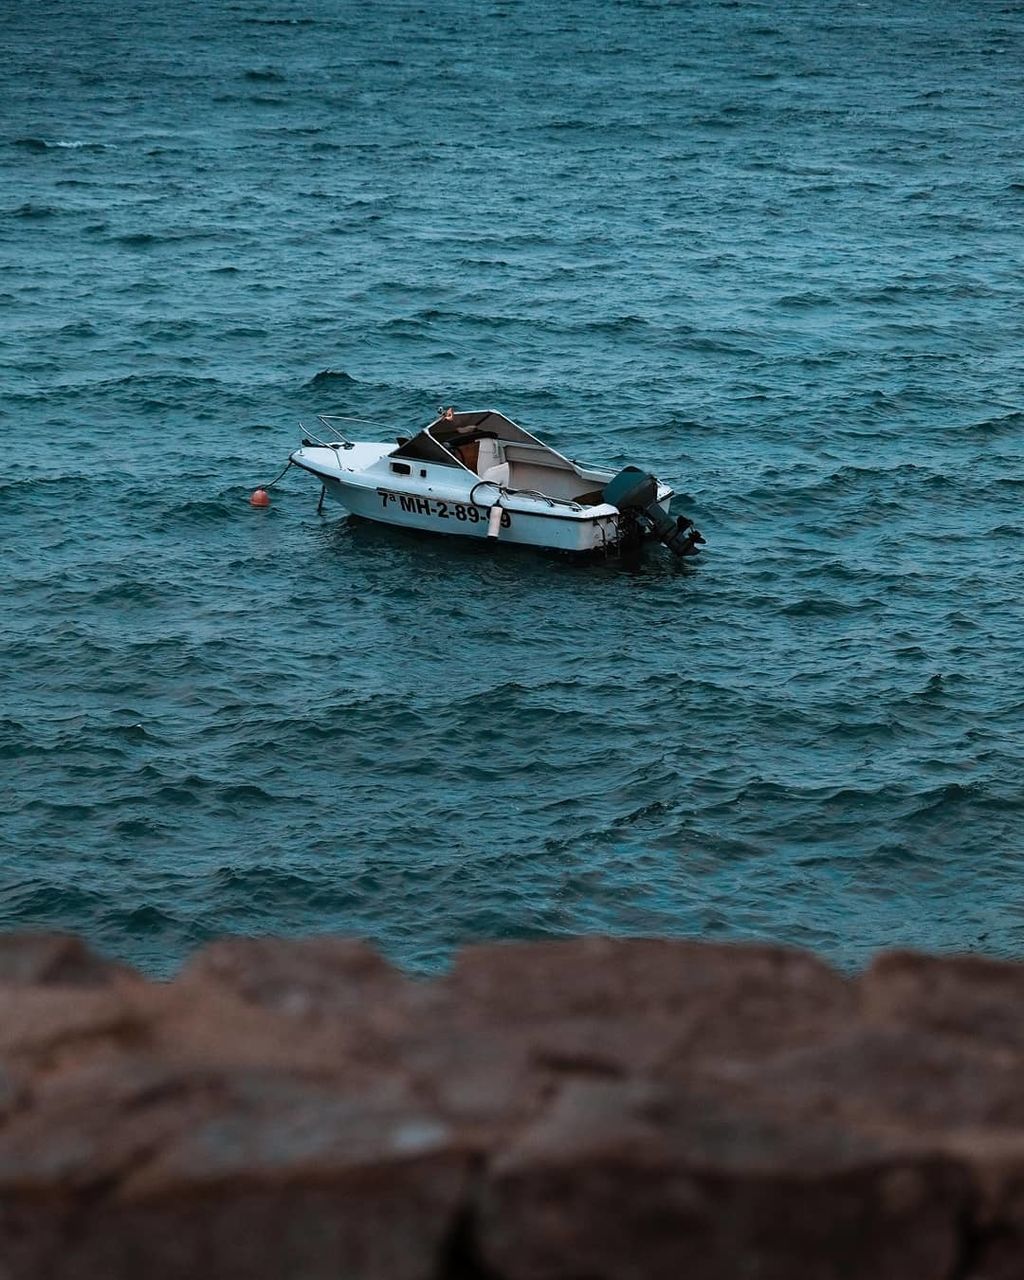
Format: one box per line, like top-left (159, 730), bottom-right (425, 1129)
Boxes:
top-left (315, 414), bottom-right (356, 444)
top-left (500, 486), bottom-right (593, 513)
top-left (299, 420), bottom-right (354, 452)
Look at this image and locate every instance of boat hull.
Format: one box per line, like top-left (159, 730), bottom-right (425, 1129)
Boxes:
top-left (320, 474), bottom-right (622, 553)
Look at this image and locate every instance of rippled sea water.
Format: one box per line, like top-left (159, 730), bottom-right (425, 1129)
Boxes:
top-left (3, 0), bottom-right (1024, 975)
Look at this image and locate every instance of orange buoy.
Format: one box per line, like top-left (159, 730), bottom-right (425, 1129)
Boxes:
top-left (249, 488), bottom-right (271, 507)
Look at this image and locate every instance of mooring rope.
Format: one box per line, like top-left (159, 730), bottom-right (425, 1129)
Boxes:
top-left (258, 458), bottom-right (293, 490)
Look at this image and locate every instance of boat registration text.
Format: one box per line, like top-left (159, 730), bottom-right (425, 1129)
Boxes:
top-left (377, 490), bottom-right (511, 527)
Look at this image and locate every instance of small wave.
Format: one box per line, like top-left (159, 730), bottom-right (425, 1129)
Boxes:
top-left (158, 495), bottom-right (236, 527)
top-left (13, 136), bottom-right (109, 152)
top-left (902, 673), bottom-right (968, 703)
top-left (242, 16), bottom-right (316, 25)
top-left (211, 864), bottom-right (329, 901)
top-left (854, 283), bottom-right (917, 304)
top-left (244, 67), bottom-right (286, 83)
top-left (578, 314), bottom-right (650, 333)
top-left (775, 291), bottom-right (831, 309)
top-left (135, 317), bottom-right (201, 338)
top-left (21, 798), bottom-right (97, 820)
top-left (101, 902), bottom-right (180, 929)
top-left (97, 720), bottom-right (160, 744)
top-left (820, 718), bottom-right (900, 743)
top-left (306, 368), bottom-right (359, 388)
top-left (224, 325), bottom-right (268, 338)
top-left (153, 776), bottom-right (211, 806)
top-left (900, 781), bottom-right (994, 824)
top-left (10, 202), bottom-right (61, 219)
top-left (217, 783), bottom-right (277, 804)
top-left (692, 112), bottom-right (744, 129)
top-left (111, 228), bottom-right (228, 248)
top-left (965, 410), bottom-right (1023, 436)
top-left (29, 371), bottom-right (225, 397)
top-left (4, 882), bottom-right (108, 920)
top-left (109, 818), bottom-right (173, 840)
top-left (0, 473), bottom-right (97, 503)
top-left (820, 461), bottom-right (943, 492)
top-left (57, 319), bottom-right (98, 337)
top-left (779, 596), bottom-right (877, 618)
top-left (89, 580), bottom-right (167, 607)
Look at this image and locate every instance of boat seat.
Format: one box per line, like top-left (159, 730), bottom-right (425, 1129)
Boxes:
top-left (453, 440), bottom-right (480, 471)
top-left (574, 488), bottom-right (606, 508)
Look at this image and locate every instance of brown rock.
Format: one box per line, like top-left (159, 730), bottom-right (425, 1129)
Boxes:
top-left (437, 938), bottom-right (856, 1119)
top-left (5, 932), bottom-right (1024, 1278)
top-left (0, 931), bottom-right (136, 988)
top-left (863, 949), bottom-right (1024, 1051)
top-left (684, 1025), bottom-right (1024, 1132)
top-left (478, 1079), bottom-right (968, 1280)
top-left (180, 935), bottom-right (410, 1023)
top-left (0, 1054), bottom-right (468, 1280)
top-left (446, 936), bottom-right (851, 1032)
top-left (0, 986), bottom-right (146, 1065)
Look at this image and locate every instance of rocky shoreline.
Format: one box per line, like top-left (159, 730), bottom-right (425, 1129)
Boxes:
top-left (3, 931), bottom-right (1024, 1278)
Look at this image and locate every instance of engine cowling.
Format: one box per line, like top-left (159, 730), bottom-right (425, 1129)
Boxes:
top-left (602, 466), bottom-right (705, 557)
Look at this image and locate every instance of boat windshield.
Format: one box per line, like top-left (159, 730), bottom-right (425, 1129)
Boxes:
top-left (390, 429), bottom-right (458, 466)
top-left (391, 410), bottom-right (546, 468)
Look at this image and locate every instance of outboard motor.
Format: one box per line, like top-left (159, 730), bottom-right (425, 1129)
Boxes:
top-left (603, 466), bottom-right (705, 557)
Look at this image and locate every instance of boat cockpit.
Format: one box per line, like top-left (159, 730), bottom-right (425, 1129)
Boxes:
top-left (390, 409), bottom-right (612, 505)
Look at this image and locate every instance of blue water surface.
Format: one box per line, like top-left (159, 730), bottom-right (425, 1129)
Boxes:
top-left (3, 0), bottom-right (1024, 974)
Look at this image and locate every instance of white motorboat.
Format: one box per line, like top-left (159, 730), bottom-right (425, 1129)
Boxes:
top-left (286, 408), bottom-right (704, 557)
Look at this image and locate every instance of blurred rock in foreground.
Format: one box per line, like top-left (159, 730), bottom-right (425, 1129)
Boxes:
top-left (3, 933), bottom-right (1024, 1279)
